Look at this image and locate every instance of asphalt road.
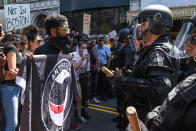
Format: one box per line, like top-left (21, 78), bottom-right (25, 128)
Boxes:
top-left (68, 98), bottom-right (119, 131)
top-left (0, 98), bottom-right (119, 131)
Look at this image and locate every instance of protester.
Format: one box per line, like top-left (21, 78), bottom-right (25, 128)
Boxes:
top-left (72, 35), bottom-right (90, 125)
top-left (33, 14), bottom-right (80, 130)
top-left (95, 35), bottom-right (111, 101)
top-left (88, 36), bottom-right (100, 104)
top-left (104, 34), bottom-right (112, 48)
top-left (0, 34), bottom-right (27, 131)
top-left (21, 25), bottom-right (42, 56)
top-left (34, 14), bottom-right (71, 55)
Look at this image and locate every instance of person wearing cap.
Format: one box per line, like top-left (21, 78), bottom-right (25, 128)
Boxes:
top-left (95, 35), bottom-right (111, 100)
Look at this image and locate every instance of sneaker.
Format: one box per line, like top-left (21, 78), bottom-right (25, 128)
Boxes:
top-left (81, 109), bottom-right (90, 119)
top-left (79, 116), bottom-right (88, 124)
top-left (72, 124), bottom-right (81, 130)
top-left (92, 97), bottom-right (100, 104)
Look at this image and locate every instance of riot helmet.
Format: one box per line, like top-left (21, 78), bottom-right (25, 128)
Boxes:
top-left (118, 28), bottom-right (130, 43)
top-left (137, 4), bottom-right (173, 35)
top-left (170, 14), bottom-right (196, 59)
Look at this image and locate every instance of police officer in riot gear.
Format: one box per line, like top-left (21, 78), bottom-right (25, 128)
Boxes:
top-left (111, 27), bottom-right (136, 128)
top-left (133, 13), bottom-right (196, 131)
top-left (109, 5), bottom-right (176, 129)
top-left (115, 28), bottom-right (135, 70)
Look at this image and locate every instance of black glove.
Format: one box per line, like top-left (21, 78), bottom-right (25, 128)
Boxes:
top-left (122, 69), bottom-right (132, 77)
top-left (107, 72), bottom-right (121, 86)
top-left (126, 120), bottom-right (149, 131)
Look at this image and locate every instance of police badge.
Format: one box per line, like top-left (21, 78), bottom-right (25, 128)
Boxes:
top-left (150, 51), bottom-right (164, 66)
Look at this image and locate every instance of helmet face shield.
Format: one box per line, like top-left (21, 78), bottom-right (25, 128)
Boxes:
top-left (134, 16), bottom-right (153, 37)
top-left (170, 22), bottom-right (196, 59)
top-left (132, 24), bottom-right (142, 41)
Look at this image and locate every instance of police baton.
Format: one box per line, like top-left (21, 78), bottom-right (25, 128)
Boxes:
top-left (101, 66), bottom-right (114, 77)
top-left (126, 106), bottom-right (141, 131)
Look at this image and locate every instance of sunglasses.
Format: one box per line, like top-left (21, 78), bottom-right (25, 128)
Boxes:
top-left (60, 27), bottom-right (70, 32)
top-left (99, 39), bottom-right (104, 42)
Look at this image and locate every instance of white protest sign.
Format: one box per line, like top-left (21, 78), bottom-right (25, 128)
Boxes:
top-left (108, 30), bottom-right (117, 38)
top-left (4, 4), bottom-right (30, 31)
top-left (83, 13), bottom-right (91, 35)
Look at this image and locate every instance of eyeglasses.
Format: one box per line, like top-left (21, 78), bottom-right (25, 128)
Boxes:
top-left (60, 27), bottom-right (70, 32)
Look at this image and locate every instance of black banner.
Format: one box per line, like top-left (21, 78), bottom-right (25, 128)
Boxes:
top-left (16, 54), bottom-right (77, 131)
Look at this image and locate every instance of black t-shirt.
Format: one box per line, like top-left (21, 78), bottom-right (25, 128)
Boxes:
top-left (34, 43), bottom-right (60, 55)
top-left (4, 44), bottom-right (17, 55)
top-left (3, 44), bottom-right (23, 70)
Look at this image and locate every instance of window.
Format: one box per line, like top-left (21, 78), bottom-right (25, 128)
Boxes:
top-left (99, 8), bottom-right (114, 34)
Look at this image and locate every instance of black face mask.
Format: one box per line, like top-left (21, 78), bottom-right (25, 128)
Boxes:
top-left (49, 35), bottom-right (70, 53)
top-left (186, 57), bottom-right (196, 69)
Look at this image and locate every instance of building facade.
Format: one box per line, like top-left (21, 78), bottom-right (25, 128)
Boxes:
top-left (127, 0), bottom-right (196, 38)
top-left (0, 0), bottom-right (60, 32)
top-left (60, 0), bottom-right (130, 34)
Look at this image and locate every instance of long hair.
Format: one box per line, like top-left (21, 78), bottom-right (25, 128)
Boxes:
top-left (21, 24), bottom-right (39, 42)
top-left (2, 34), bottom-right (27, 48)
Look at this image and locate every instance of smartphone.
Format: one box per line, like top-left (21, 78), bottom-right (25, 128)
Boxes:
top-left (0, 24), bottom-right (2, 37)
top-left (83, 49), bottom-right (88, 55)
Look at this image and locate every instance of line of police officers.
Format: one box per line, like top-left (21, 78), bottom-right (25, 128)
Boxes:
top-left (107, 4), bottom-right (196, 131)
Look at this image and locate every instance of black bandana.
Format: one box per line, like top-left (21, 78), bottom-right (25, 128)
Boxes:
top-left (49, 35), bottom-right (70, 52)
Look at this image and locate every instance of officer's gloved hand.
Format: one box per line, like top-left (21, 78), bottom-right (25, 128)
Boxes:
top-left (107, 71), bottom-right (121, 86)
top-left (125, 120), bottom-right (149, 131)
top-left (123, 69), bottom-right (132, 77)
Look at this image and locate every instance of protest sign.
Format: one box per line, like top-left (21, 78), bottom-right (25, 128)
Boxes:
top-left (83, 13), bottom-right (91, 35)
top-left (4, 4), bottom-right (30, 31)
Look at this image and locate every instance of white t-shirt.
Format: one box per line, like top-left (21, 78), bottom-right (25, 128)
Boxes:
top-left (72, 51), bottom-right (90, 81)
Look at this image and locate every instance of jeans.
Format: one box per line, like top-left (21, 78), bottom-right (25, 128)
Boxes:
top-left (0, 84), bottom-right (20, 131)
top-left (79, 71), bottom-right (92, 106)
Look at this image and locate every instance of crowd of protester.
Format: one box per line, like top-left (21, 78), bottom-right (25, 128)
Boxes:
top-left (0, 6), bottom-right (196, 131)
top-left (0, 13), bottom-right (136, 130)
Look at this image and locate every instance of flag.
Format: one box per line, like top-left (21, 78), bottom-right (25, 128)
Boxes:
top-left (16, 54), bottom-right (77, 131)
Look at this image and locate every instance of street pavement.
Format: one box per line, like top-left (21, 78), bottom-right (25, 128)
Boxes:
top-left (68, 98), bottom-right (119, 131)
top-left (0, 98), bottom-right (119, 131)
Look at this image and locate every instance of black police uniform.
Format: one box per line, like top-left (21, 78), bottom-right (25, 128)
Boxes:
top-left (117, 43), bottom-right (135, 70)
top-left (145, 73), bottom-right (196, 131)
top-left (116, 36), bottom-right (175, 121)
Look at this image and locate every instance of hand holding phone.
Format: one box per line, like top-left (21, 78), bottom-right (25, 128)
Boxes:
top-left (83, 49), bottom-right (88, 55)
